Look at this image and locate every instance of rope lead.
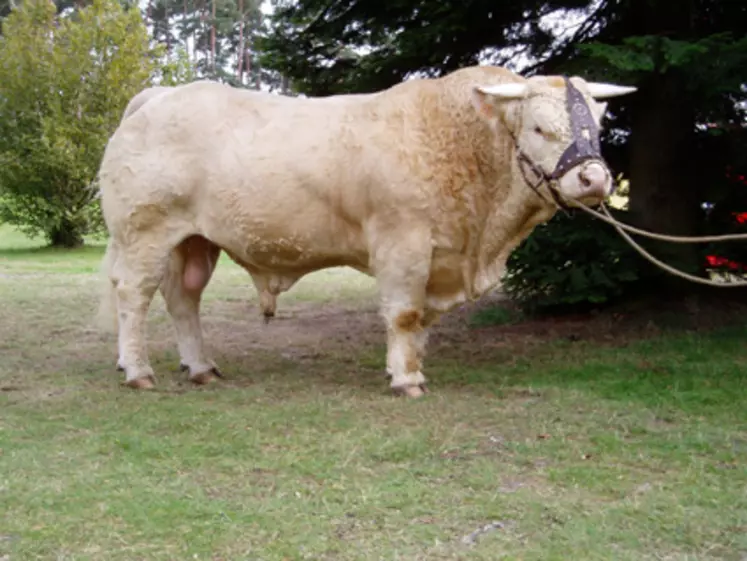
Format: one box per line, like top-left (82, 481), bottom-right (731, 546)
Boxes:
top-left (569, 200), bottom-right (747, 288)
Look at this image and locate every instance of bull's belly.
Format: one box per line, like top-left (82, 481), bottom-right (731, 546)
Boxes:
top-left (239, 249), bottom-right (366, 273)
top-left (198, 184), bottom-right (370, 273)
top-left (220, 240), bottom-right (368, 274)
top-left (206, 223), bottom-right (368, 275)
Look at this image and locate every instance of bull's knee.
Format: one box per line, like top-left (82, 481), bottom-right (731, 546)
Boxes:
top-left (395, 309), bottom-right (423, 332)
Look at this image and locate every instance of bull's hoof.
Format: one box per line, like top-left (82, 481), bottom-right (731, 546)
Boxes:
top-left (122, 376), bottom-right (156, 390)
top-left (189, 367), bottom-right (222, 386)
top-left (392, 384), bottom-right (426, 398)
top-left (263, 312), bottom-right (274, 324)
top-left (181, 362), bottom-right (223, 379)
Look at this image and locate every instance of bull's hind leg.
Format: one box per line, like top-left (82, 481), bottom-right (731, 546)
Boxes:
top-left (160, 235), bottom-right (222, 385)
top-left (113, 240), bottom-right (172, 389)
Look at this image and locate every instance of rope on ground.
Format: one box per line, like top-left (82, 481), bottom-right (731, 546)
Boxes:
top-left (569, 200), bottom-right (747, 288)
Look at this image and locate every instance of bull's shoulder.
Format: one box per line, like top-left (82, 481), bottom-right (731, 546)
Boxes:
top-left (372, 66), bottom-right (517, 186)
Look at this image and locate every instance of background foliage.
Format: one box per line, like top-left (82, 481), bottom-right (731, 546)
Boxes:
top-left (0, 0), bottom-right (745, 314)
top-left (0, 0), bottom-right (167, 246)
top-left (260, 0), bottom-right (747, 313)
top-left (503, 208), bottom-right (643, 314)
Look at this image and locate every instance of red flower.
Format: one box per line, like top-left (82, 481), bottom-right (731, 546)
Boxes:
top-left (706, 255), bottom-right (745, 271)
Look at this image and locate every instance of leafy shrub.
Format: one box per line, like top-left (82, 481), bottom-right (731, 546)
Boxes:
top-left (0, 0), bottom-right (190, 247)
top-left (502, 207), bottom-right (644, 314)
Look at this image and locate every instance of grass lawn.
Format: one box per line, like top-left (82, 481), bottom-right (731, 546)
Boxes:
top-left (1, 223), bottom-right (746, 560)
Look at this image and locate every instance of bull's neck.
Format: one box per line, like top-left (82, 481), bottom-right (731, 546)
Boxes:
top-left (470, 137), bottom-right (558, 297)
top-left (411, 84), bottom-right (557, 297)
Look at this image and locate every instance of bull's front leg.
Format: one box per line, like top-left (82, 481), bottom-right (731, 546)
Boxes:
top-left (382, 308), bottom-right (428, 398)
top-left (389, 308), bottom-right (441, 397)
top-left (413, 308), bottom-right (441, 372)
top-left (373, 235), bottom-right (432, 398)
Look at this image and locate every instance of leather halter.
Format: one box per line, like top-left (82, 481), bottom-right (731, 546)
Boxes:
top-left (512, 76), bottom-right (611, 213)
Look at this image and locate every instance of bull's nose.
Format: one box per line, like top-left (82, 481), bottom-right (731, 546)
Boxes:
top-left (578, 162), bottom-right (611, 199)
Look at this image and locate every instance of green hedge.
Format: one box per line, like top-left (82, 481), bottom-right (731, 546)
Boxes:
top-left (502, 208), bottom-right (644, 314)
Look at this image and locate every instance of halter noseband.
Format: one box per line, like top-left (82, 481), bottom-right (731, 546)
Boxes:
top-left (512, 76), bottom-right (611, 213)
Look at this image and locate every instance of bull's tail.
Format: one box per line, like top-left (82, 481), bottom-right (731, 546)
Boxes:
top-left (95, 238), bottom-right (120, 334)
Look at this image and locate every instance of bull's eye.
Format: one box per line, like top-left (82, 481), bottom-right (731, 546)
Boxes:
top-left (533, 126), bottom-right (543, 135)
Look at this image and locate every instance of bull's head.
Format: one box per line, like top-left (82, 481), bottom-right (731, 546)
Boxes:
top-left (470, 75), bottom-right (636, 207)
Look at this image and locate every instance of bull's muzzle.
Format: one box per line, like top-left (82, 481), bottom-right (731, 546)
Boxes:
top-left (577, 161), bottom-right (612, 200)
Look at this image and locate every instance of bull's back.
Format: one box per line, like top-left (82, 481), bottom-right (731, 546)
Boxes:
top-left (121, 86), bottom-right (174, 121)
top-left (101, 82), bottom-right (380, 272)
top-left (204, 91), bottom-right (380, 271)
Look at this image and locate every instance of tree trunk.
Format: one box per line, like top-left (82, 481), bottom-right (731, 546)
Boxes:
top-left (253, 42), bottom-right (261, 90)
top-left (199, 0), bottom-right (206, 71)
top-left (627, 71), bottom-right (703, 293)
top-left (48, 218), bottom-right (85, 248)
top-left (183, 0), bottom-right (190, 61)
top-left (245, 47), bottom-right (251, 80)
top-left (210, 0), bottom-right (216, 73)
top-left (237, 0), bottom-right (244, 82)
top-left (165, 0), bottom-right (171, 56)
top-left (618, 0), bottom-right (712, 301)
top-left (253, 7), bottom-right (262, 89)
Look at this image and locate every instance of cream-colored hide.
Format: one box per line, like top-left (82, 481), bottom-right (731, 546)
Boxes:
top-left (120, 85), bottom-right (290, 322)
top-left (96, 65), bottom-right (635, 396)
top-left (121, 86), bottom-right (174, 120)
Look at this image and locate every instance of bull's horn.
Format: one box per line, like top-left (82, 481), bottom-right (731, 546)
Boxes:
top-left (585, 82), bottom-right (638, 99)
top-left (475, 82), bottom-right (528, 99)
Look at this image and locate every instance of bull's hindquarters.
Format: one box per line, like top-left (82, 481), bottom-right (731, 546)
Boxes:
top-left (100, 230), bottom-right (226, 389)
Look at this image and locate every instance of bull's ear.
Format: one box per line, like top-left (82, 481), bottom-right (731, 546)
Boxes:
top-left (470, 83), bottom-right (528, 120)
top-left (585, 82), bottom-right (637, 99)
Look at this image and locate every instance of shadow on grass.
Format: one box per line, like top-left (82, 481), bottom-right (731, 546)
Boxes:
top-left (188, 323), bottom-right (747, 424)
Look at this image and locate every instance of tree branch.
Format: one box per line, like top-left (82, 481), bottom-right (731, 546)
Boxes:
top-left (521, 0), bottom-right (611, 76)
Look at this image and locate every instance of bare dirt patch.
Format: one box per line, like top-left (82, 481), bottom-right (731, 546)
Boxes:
top-left (208, 300), bottom-right (385, 356)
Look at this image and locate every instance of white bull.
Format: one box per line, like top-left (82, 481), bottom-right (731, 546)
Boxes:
top-left (96, 65), bottom-right (635, 397)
